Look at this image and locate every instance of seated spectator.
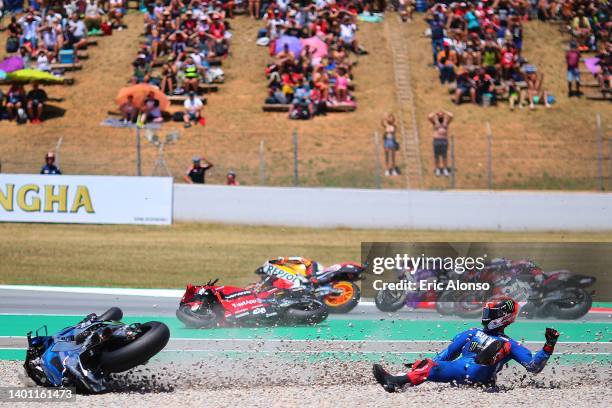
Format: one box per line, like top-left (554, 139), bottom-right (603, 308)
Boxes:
top-left (34, 47), bottom-right (51, 72)
top-left (437, 41), bottom-right (457, 84)
top-left (120, 94), bottom-right (138, 123)
top-left (109, 0), bottom-right (126, 30)
top-left (452, 67), bottom-right (475, 104)
top-left (473, 69), bottom-right (497, 106)
top-left (335, 67), bottom-right (350, 103)
top-left (19, 11), bottom-right (41, 50)
top-left (41, 151), bottom-right (61, 175)
top-left (67, 13), bottom-right (88, 57)
top-left (26, 82), bottom-right (47, 124)
top-left (141, 91), bottom-right (163, 123)
top-left (132, 54), bottom-right (152, 84)
top-left (183, 155), bottom-right (214, 184)
top-left (84, 0), bottom-right (104, 31)
top-left (182, 57), bottom-right (202, 93)
top-left (524, 66), bottom-right (551, 109)
top-left (38, 23), bottom-right (62, 60)
top-left (6, 84), bottom-right (26, 122)
top-left (183, 91), bottom-right (205, 128)
top-left (289, 78), bottom-right (312, 120)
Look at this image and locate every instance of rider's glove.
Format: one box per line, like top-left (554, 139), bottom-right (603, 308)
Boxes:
top-left (543, 327), bottom-right (559, 354)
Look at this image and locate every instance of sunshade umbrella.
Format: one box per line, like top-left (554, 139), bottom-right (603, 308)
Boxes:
top-left (274, 35), bottom-right (303, 56)
top-left (5, 69), bottom-right (64, 83)
top-left (0, 56), bottom-right (25, 73)
top-left (584, 57), bottom-right (602, 75)
top-left (301, 36), bottom-right (328, 59)
top-left (115, 83), bottom-right (169, 112)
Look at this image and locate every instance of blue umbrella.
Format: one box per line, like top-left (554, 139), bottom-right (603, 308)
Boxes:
top-left (274, 35), bottom-right (303, 56)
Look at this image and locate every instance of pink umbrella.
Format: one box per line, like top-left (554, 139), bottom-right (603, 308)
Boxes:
top-left (301, 36), bottom-right (328, 59)
top-left (0, 56), bottom-right (25, 73)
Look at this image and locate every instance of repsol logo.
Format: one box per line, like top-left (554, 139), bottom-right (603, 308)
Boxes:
top-left (0, 184), bottom-right (94, 213)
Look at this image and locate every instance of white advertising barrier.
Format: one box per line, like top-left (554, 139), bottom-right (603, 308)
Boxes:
top-left (174, 184), bottom-right (612, 231)
top-left (0, 174), bottom-right (173, 225)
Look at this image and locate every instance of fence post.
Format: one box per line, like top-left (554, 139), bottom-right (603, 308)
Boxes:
top-left (292, 129), bottom-right (299, 186)
top-left (136, 126), bottom-right (142, 177)
top-left (450, 134), bottom-right (456, 189)
top-left (259, 139), bottom-right (266, 186)
top-left (373, 131), bottom-right (382, 189)
top-left (55, 137), bottom-right (63, 169)
top-left (486, 122), bottom-right (492, 190)
top-left (596, 113), bottom-right (603, 191)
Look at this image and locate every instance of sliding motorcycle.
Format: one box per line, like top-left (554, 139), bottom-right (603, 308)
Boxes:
top-left (24, 307), bottom-right (170, 394)
top-left (255, 257), bottom-right (365, 313)
top-left (176, 277), bottom-right (329, 328)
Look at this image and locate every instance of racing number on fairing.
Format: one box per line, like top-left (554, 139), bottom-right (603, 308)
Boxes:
top-left (252, 307), bottom-right (266, 315)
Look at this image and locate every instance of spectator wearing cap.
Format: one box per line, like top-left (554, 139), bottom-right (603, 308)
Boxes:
top-left (41, 152), bottom-right (61, 175)
top-left (226, 171), bottom-right (239, 185)
top-left (183, 156), bottom-right (214, 184)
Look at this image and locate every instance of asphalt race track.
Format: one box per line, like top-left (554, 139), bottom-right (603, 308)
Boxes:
top-left (1, 287), bottom-right (610, 322)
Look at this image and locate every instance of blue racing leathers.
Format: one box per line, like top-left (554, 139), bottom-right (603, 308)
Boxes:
top-left (428, 328), bottom-right (551, 385)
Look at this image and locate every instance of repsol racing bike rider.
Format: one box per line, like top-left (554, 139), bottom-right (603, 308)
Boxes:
top-left (373, 298), bottom-right (560, 392)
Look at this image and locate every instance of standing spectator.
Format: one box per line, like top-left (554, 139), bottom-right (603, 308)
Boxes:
top-left (566, 41), bottom-right (581, 97)
top-left (381, 113), bottom-right (399, 176)
top-left (183, 91), bottom-right (205, 128)
top-left (41, 152), bottom-right (61, 175)
top-left (183, 155), bottom-right (214, 184)
top-left (26, 82), bottom-right (47, 124)
top-left (428, 110), bottom-right (453, 177)
top-left (226, 170), bottom-right (240, 185)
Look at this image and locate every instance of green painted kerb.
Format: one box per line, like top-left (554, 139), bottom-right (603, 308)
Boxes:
top-left (0, 315), bottom-right (610, 342)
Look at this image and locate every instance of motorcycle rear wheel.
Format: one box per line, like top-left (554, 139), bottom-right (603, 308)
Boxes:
top-left (176, 304), bottom-right (224, 328)
top-left (283, 300), bottom-right (328, 325)
top-left (99, 321), bottom-right (170, 373)
top-left (374, 288), bottom-right (407, 312)
top-left (98, 307), bottom-right (123, 322)
top-left (548, 288), bottom-right (592, 320)
top-left (323, 281), bottom-right (360, 314)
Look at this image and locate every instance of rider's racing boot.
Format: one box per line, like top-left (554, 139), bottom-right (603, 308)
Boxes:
top-left (475, 339), bottom-right (511, 365)
top-left (373, 364), bottom-right (410, 393)
top-left (373, 359), bottom-right (436, 393)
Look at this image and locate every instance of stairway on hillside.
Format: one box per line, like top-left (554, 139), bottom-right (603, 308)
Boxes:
top-left (385, 17), bottom-right (424, 189)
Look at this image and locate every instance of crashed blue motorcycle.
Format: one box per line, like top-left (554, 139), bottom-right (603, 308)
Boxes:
top-left (24, 307), bottom-right (170, 394)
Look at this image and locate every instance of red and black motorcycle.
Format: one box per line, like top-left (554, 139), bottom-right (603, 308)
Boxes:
top-left (176, 278), bottom-right (329, 328)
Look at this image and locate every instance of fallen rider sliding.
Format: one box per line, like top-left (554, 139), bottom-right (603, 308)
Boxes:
top-left (373, 298), bottom-right (560, 392)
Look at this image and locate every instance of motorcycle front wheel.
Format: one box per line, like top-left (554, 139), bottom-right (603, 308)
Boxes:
top-left (283, 299), bottom-right (329, 325)
top-left (374, 288), bottom-right (407, 312)
top-left (176, 304), bottom-right (224, 328)
top-left (322, 281), bottom-right (361, 314)
top-left (548, 288), bottom-right (592, 320)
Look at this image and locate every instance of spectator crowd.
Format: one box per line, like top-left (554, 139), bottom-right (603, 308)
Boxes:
top-left (259, 0), bottom-right (370, 120)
